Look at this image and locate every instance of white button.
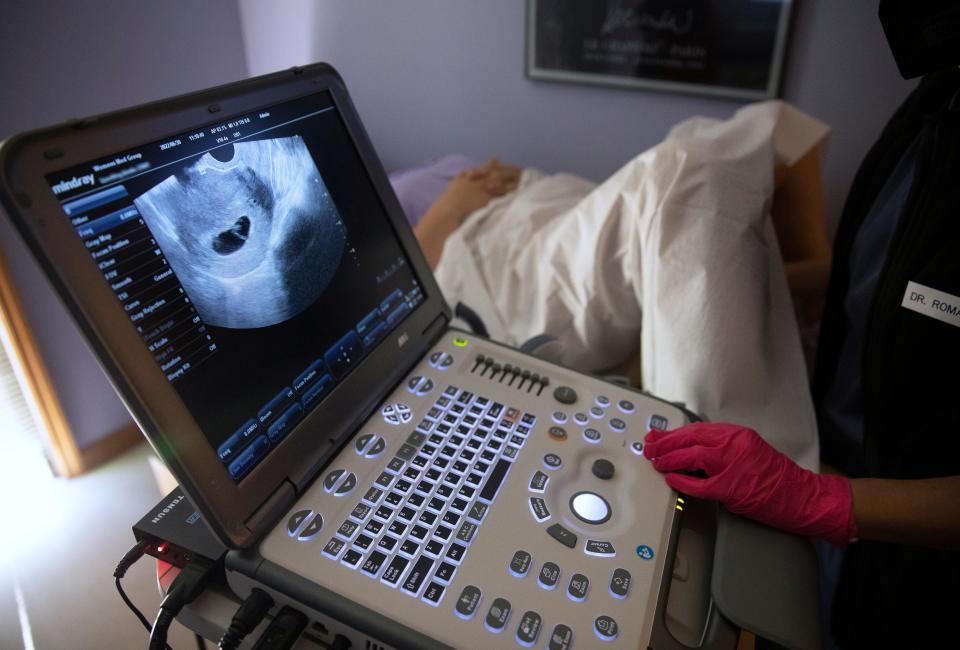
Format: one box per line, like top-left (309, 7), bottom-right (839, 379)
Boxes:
top-left (571, 492), bottom-right (610, 524)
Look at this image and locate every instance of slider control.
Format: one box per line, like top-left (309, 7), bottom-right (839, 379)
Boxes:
top-left (537, 375), bottom-right (550, 396)
top-left (520, 369), bottom-right (532, 391)
top-left (482, 356), bottom-right (494, 377)
top-left (526, 373), bottom-right (539, 393)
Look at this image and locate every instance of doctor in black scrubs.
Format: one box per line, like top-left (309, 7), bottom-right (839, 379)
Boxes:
top-left (645, 3), bottom-right (960, 648)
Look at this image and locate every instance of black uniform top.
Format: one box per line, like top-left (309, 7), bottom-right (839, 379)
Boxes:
top-left (812, 69), bottom-right (960, 649)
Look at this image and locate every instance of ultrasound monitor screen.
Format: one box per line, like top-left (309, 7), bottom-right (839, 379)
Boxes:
top-left (134, 135), bottom-right (346, 330)
top-left (45, 92), bottom-right (425, 482)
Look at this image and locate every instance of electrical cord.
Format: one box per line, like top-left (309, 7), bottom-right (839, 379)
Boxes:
top-left (149, 556), bottom-right (219, 650)
top-left (454, 301), bottom-right (489, 337)
top-left (116, 576), bottom-right (157, 637)
top-left (250, 606), bottom-right (308, 650)
top-left (114, 540), bottom-right (173, 650)
top-left (218, 588), bottom-right (275, 650)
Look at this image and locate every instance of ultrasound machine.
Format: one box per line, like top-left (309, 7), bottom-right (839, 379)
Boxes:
top-left (0, 64), bottom-right (821, 649)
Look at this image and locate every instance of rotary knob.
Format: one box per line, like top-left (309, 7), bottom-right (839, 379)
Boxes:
top-left (592, 458), bottom-right (615, 480)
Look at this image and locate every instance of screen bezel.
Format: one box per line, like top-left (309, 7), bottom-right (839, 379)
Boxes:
top-left (0, 64), bottom-right (451, 548)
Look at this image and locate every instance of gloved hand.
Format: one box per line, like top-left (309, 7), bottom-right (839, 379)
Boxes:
top-left (644, 422), bottom-right (857, 546)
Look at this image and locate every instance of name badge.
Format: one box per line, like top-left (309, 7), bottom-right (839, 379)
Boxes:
top-left (901, 281), bottom-right (960, 329)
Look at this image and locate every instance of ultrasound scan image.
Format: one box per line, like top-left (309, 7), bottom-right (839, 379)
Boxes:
top-left (135, 136), bottom-right (346, 329)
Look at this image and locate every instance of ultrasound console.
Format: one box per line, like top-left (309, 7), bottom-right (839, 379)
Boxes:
top-left (227, 332), bottom-right (732, 649)
top-left (0, 63), bottom-right (823, 650)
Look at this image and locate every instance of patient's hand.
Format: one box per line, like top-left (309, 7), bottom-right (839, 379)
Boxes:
top-left (444, 157), bottom-right (521, 214)
top-left (415, 157), bottom-right (520, 269)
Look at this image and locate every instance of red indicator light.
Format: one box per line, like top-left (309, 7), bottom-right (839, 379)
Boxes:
top-left (156, 542), bottom-right (168, 554)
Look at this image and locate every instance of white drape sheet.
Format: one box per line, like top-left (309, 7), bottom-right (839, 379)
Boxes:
top-left (434, 102), bottom-right (828, 469)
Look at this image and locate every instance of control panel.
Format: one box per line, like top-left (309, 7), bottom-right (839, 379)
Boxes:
top-left (247, 332), bottom-right (688, 649)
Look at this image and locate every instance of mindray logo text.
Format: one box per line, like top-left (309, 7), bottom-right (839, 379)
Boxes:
top-left (51, 174), bottom-right (95, 195)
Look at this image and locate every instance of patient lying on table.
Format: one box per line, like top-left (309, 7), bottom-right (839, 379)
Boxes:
top-left (403, 102), bottom-right (831, 469)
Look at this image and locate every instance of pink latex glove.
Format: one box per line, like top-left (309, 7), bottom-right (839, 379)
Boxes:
top-left (644, 422), bottom-right (857, 547)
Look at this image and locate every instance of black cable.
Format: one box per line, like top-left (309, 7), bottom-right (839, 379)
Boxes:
top-left (250, 606), bottom-right (308, 650)
top-left (114, 540), bottom-right (173, 650)
top-left (219, 588), bottom-right (275, 650)
top-left (149, 556), bottom-right (218, 650)
top-left (454, 301), bottom-right (489, 337)
top-left (114, 539), bottom-right (151, 579)
top-left (151, 609), bottom-right (177, 650)
top-left (115, 576), bottom-right (155, 635)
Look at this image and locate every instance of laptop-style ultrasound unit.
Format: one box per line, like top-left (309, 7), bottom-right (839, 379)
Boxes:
top-left (0, 64), bottom-right (734, 649)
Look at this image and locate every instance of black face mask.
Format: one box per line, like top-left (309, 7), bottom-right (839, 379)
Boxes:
top-left (879, 0), bottom-right (960, 78)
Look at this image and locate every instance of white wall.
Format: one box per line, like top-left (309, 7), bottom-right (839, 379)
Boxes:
top-left (0, 0), bottom-right (249, 448)
top-left (238, 0), bottom-right (317, 77)
top-left (240, 0), bottom-right (916, 233)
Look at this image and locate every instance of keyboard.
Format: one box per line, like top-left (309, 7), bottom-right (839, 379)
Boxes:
top-left (315, 385), bottom-right (533, 606)
top-left (252, 333), bottom-right (686, 649)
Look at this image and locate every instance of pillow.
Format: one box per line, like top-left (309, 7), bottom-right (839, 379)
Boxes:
top-left (388, 154), bottom-right (479, 226)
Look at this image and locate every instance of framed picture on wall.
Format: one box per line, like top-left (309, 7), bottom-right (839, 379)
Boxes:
top-left (526, 0), bottom-right (794, 101)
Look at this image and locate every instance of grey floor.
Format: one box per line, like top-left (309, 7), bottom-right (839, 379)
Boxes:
top-left (0, 438), bottom-right (202, 649)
